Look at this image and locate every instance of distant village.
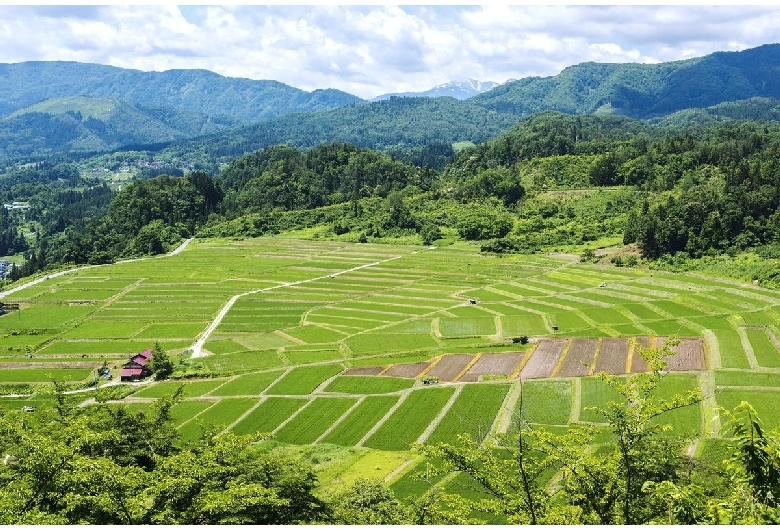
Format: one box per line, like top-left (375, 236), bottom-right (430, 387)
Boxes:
top-left (2, 201), bottom-right (30, 212)
top-left (89, 159), bottom-right (194, 175)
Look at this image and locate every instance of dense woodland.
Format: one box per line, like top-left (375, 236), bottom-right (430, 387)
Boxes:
top-left (5, 110), bottom-right (780, 288)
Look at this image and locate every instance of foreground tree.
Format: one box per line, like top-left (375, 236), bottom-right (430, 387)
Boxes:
top-left (149, 341), bottom-right (174, 380)
top-left (0, 384), bottom-right (327, 525)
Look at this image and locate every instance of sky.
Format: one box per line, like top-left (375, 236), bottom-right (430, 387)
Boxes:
top-left (0, 4), bottom-right (779, 99)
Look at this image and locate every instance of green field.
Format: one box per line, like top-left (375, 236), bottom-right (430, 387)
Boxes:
top-left (517, 380), bottom-right (573, 426)
top-left (323, 375), bottom-right (414, 394)
top-left (231, 397), bottom-right (309, 435)
top-left (177, 398), bottom-right (257, 441)
top-left (426, 384), bottom-right (510, 443)
top-left (320, 395), bottom-right (400, 446)
top-left (716, 389), bottom-right (780, 431)
top-left (273, 397), bottom-right (358, 444)
top-left (0, 368), bottom-right (92, 383)
top-left (363, 387), bottom-right (457, 451)
top-left (4, 236), bottom-right (780, 504)
top-left (265, 364), bottom-right (344, 395)
top-left (131, 379), bottom-right (227, 398)
top-left (208, 370), bottom-right (285, 396)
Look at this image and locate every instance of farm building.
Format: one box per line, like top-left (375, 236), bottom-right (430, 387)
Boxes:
top-left (120, 348), bottom-right (152, 381)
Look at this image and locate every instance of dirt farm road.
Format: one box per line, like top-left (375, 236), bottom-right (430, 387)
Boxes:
top-left (189, 254), bottom-right (404, 358)
top-left (0, 238), bottom-right (193, 301)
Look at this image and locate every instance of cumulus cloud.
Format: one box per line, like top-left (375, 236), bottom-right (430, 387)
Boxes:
top-left (0, 5), bottom-right (778, 99)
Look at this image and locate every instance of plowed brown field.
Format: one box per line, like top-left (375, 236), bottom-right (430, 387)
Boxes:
top-left (426, 354), bottom-right (474, 382)
top-left (630, 336), bottom-right (651, 373)
top-left (521, 339), bottom-right (566, 379)
top-left (459, 352), bottom-right (524, 382)
top-left (596, 338), bottom-right (629, 374)
top-left (659, 337), bottom-right (706, 371)
top-left (557, 338), bottom-right (597, 377)
top-left (383, 361), bottom-right (430, 378)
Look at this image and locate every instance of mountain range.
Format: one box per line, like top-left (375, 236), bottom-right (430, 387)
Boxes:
top-left (2, 43), bottom-right (780, 162)
top-left (370, 79), bottom-right (501, 101)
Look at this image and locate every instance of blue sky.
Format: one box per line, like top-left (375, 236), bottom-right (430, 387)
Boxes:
top-left (0, 5), bottom-right (778, 99)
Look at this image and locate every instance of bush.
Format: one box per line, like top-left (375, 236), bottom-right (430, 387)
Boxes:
top-left (455, 202), bottom-right (514, 240)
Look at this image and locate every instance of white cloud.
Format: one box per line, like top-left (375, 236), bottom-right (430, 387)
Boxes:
top-left (0, 5), bottom-right (778, 99)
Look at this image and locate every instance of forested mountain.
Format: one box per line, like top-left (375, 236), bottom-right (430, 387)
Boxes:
top-left (0, 61), bottom-right (362, 121)
top-left (4, 43), bottom-right (778, 127)
top-left (3, 44), bottom-right (780, 163)
top-left (159, 96), bottom-right (520, 165)
top-left (472, 43), bottom-right (780, 119)
top-left (0, 97), bottom-right (245, 158)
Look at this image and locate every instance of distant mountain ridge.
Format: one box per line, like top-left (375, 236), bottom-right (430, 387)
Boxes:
top-left (0, 61), bottom-right (362, 122)
top-left (473, 43), bottom-right (780, 120)
top-left (371, 79), bottom-right (500, 101)
top-left (3, 44), bottom-right (780, 161)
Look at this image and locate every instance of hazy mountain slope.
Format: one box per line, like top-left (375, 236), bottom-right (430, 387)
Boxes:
top-left (160, 96), bottom-right (521, 162)
top-left (371, 79), bottom-right (500, 101)
top-left (0, 61), bottom-right (362, 121)
top-left (472, 43), bottom-right (780, 119)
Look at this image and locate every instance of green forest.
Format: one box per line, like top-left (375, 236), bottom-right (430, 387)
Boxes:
top-left (3, 111), bottom-right (780, 290)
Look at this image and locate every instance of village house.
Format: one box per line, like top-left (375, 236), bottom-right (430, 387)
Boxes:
top-left (120, 348), bottom-right (153, 381)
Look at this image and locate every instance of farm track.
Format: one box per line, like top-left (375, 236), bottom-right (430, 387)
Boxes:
top-left (190, 254), bottom-right (405, 357)
top-left (355, 388), bottom-right (413, 447)
top-left (416, 384), bottom-right (464, 444)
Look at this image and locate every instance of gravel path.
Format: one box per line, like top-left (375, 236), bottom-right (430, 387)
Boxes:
top-left (0, 238), bottom-right (194, 301)
top-left (189, 255), bottom-right (403, 358)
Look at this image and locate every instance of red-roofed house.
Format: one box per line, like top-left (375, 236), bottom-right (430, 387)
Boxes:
top-left (120, 348), bottom-right (153, 381)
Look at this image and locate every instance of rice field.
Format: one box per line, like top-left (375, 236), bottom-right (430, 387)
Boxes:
top-left (3, 235), bottom-right (780, 488)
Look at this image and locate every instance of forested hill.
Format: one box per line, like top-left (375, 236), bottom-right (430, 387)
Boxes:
top-left (161, 96), bottom-right (521, 162)
top-left (0, 97), bottom-right (246, 158)
top-left (0, 61), bottom-right (362, 121)
top-left (472, 43), bottom-right (780, 119)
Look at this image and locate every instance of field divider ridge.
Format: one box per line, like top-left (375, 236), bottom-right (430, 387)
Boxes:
top-left (491, 379), bottom-right (523, 435)
top-left (417, 356), bottom-right (442, 378)
top-left (570, 378), bottom-right (581, 424)
top-left (189, 255), bottom-right (404, 357)
top-left (313, 396), bottom-right (366, 444)
top-left (736, 327), bottom-right (760, 369)
top-left (549, 339), bottom-right (572, 378)
top-left (415, 384), bottom-right (465, 444)
top-left (587, 338), bottom-right (603, 376)
top-left (625, 339), bottom-right (636, 373)
top-left (220, 397), bottom-right (268, 435)
top-left (702, 330), bottom-right (722, 369)
top-left (355, 388), bottom-right (412, 447)
top-left (453, 354), bottom-right (482, 382)
top-left (511, 343), bottom-right (536, 378)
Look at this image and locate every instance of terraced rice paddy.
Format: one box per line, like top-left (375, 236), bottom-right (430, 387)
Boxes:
top-left (3, 236), bottom-right (780, 492)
